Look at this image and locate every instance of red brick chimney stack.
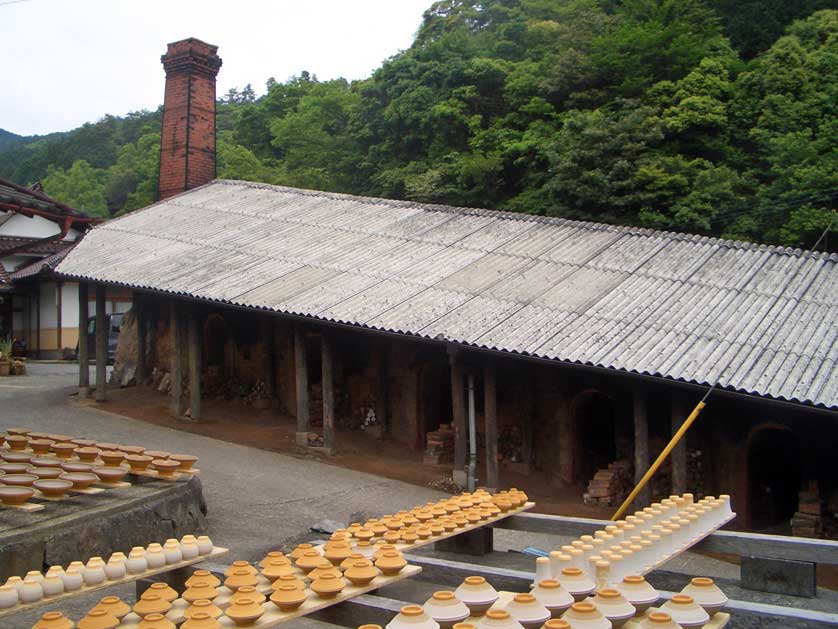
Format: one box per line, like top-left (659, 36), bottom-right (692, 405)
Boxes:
top-left (157, 38), bottom-right (222, 200)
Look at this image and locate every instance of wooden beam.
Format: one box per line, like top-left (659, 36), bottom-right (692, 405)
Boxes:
top-left (671, 397), bottom-right (687, 495)
top-left (633, 391), bottom-right (650, 507)
top-left (56, 281), bottom-right (63, 354)
top-left (294, 326), bottom-right (309, 445)
top-left (450, 350), bottom-right (467, 484)
top-left (94, 285), bottom-right (107, 402)
top-left (170, 302), bottom-right (185, 416)
top-left (135, 293), bottom-right (146, 386)
top-left (77, 282), bottom-right (89, 397)
top-left (322, 332), bottom-right (335, 454)
top-left (484, 362), bottom-right (498, 491)
top-left (187, 307), bottom-right (201, 421)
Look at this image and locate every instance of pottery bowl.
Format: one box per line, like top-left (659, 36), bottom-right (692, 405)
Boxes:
top-left (59, 472), bottom-right (98, 489)
top-left (61, 461), bottom-right (95, 473)
top-left (30, 457), bottom-right (62, 468)
top-left (74, 447), bottom-right (100, 462)
top-left (152, 459), bottom-right (180, 477)
top-left (96, 443), bottom-right (122, 452)
top-left (119, 445), bottom-right (146, 455)
top-left (99, 451), bottom-right (126, 466)
top-left (30, 467), bottom-right (64, 480)
top-left (70, 438), bottom-right (96, 447)
top-left (1, 451), bottom-right (32, 464)
top-left (145, 451), bottom-right (171, 460)
top-left (1, 474), bottom-right (38, 487)
top-left (92, 466), bottom-right (128, 484)
top-left (0, 462), bottom-right (32, 474)
top-left (0, 486), bottom-right (34, 505)
top-left (29, 439), bottom-right (54, 454)
top-left (33, 479), bottom-right (74, 498)
top-left (170, 454), bottom-right (198, 470)
top-left (5, 427), bottom-right (31, 436)
top-left (126, 455), bottom-right (153, 471)
top-left (50, 443), bottom-right (77, 458)
top-left (5, 435), bottom-right (29, 450)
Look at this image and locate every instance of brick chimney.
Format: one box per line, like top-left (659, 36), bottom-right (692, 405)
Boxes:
top-left (157, 38), bottom-right (222, 200)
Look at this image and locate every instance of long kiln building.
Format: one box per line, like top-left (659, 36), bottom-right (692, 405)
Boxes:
top-left (57, 38), bottom-right (838, 535)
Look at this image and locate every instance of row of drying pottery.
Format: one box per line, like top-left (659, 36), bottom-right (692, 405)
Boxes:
top-left (372, 572), bottom-right (728, 629)
top-left (0, 536), bottom-right (214, 611)
top-left (320, 488), bottom-right (529, 548)
top-left (536, 494), bottom-right (733, 586)
top-left (30, 546), bottom-right (414, 629)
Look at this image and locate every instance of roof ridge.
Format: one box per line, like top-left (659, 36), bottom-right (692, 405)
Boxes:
top-left (212, 179), bottom-right (838, 262)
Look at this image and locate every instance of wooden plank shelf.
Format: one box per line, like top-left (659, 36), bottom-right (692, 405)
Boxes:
top-left (117, 565), bottom-right (423, 628)
top-left (640, 512), bottom-right (737, 576)
top-left (0, 547), bottom-right (229, 619)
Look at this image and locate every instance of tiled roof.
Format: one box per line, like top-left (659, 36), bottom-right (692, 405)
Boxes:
top-left (10, 246), bottom-right (73, 281)
top-left (0, 235), bottom-right (70, 255)
top-left (57, 180), bottom-right (838, 409)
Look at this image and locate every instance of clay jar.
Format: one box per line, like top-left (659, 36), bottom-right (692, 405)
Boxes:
top-left (137, 612), bottom-right (175, 629)
top-left (41, 575), bottom-right (64, 597)
top-left (0, 584), bottom-right (18, 609)
top-left (225, 560), bottom-right (258, 577)
top-left (126, 548), bottom-right (149, 574)
top-left (187, 570), bottom-right (221, 588)
top-left (33, 611), bottom-right (74, 629)
top-left (133, 593), bottom-right (171, 618)
top-left (146, 581), bottom-right (179, 603)
top-left (262, 558), bottom-right (296, 580)
top-left (475, 610), bottom-right (522, 629)
top-left (197, 535), bottom-right (214, 555)
top-left (225, 568), bottom-right (258, 591)
top-left (376, 551), bottom-right (407, 576)
top-left (225, 597), bottom-right (266, 626)
top-left (271, 574), bottom-right (306, 592)
top-left (290, 543), bottom-right (314, 560)
top-left (77, 609), bottom-right (119, 629)
top-left (387, 605), bottom-right (441, 629)
top-left (660, 594), bottom-right (709, 627)
top-left (83, 559), bottom-right (106, 586)
top-left (185, 599), bottom-right (223, 620)
top-left (340, 553), bottom-right (367, 570)
top-left (423, 591), bottom-right (470, 629)
top-left (680, 577), bottom-right (728, 615)
top-left (531, 580), bottom-right (573, 617)
top-left (231, 585), bottom-right (267, 605)
top-left (295, 550), bottom-right (325, 573)
top-left (504, 593), bottom-right (550, 629)
top-left (324, 542), bottom-right (353, 566)
top-left (639, 611), bottom-right (682, 629)
top-left (590, 589), bottom-right (636, 628)
top-left (559, 602), bottom-right (610, 629)
top-left (454, 576), bottom-right (498, 616)
top-left (344, 560), bottom-right (379, 586)
top-left (270, 583), bottom-right (307, 611)
top-left (61, 567), bottom-right (84, 591)
top-left (180, 536), bottom-right (200, 560)
top-left (182, 611), bottom-right (222, 629)
top-left (93, 595), bottom-right (132, 619)
top-left (311, 573), bottom-right (347, 599)
top-left (146, 543), bottom-right (167, 569)
top-left (163, 539), bottom-right (182, 563)
top-left (105, 558), bottom-right (126, 581)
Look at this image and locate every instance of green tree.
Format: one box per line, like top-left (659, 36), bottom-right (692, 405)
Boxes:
top-left (42, 160), bottom-right (108, 217)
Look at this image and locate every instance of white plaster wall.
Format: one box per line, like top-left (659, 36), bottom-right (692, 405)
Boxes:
top-left (61, 282), bottom-right (80, 327)
top-left (0, 213), bottom-right (81, 241)
top-left (39, 281), bottom-right (58, 328)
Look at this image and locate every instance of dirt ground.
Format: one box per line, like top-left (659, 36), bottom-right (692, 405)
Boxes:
top-left (84, 384), bottom-right (614, 519)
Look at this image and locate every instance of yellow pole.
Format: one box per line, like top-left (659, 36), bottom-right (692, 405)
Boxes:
top-left (611, 397), bottom-right (708, 521)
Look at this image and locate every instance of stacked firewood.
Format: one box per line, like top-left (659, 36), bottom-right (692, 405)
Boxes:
top-left (792, 483), bottom-right (824, 538)
top-left (423, 423), bottom-right (454, 465)
top-left (583, 459), bottom-right (633, 507)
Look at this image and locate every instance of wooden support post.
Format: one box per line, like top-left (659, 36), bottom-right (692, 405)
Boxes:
top-left (374, 340), bottom-right (388, 435)
top-left (260, 317), bottom-right (276, 403)
top-left (35, 289), bottom-right (40, 357)
top-left (170, 302), bottom-right (185, 416)
top-left (135, 293), bottom-right (146, 386)
top-left (484, 362), bottom-right (498, 492)
top-left (77, 282), bottom-right (89, 398)
top-left (294, 326), bottom-right (310, 446)
top-left (633, 391), bottom-right (650, 507)
top-left (95, 285), bottom-right (107, 402)
top-left (450, 349), bottom-right (467, 487)
top-left (671, 397), bottom-right (687, 495)
top-left (321, 332), bottom-right (335, 455)
top-left (187, 307), bottom-right (202, 421)
top-left (56, 281), bottom-right (63, 355)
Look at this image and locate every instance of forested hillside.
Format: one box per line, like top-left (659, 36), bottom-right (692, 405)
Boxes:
top-left (1, 0), bottom-right (836, 249)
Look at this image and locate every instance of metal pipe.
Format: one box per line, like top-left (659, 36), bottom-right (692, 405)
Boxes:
top-left (467, 372), bottom-right (477, 492)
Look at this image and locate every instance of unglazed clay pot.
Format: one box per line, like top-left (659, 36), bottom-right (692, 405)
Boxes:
top-left (310, 562), bottom-right (342, 581)
top-left (33, 611), bottom-right (74, 629)
top-left (171, 453), bottom-right (198, 470)
top-left (92, 466), bottom-right (127, 484)
top-left (296, 550), bottom-right (326, 573)
top-left (34, 479), bottom-right (73, 498)
top-left (60, 461), bottom-right (94, 473)
top-left (531, 580), bottom-right (573, 617)
top-left (423, 591), bottom-right (470, 629)
top-left (639, 611), bottom-right (682, 629)
top-left (182, 611), bottom-right (222, 629)
top-left (137, 612), bottom-right (175, 629)
top-left (2, 473), bottom-right (37, 487)
top-left (590, 589), bottom-right (636, 627)
top-left (225, 597), bottom-right (266, 626)
top-left (197, 535), bottom-right (214, 555)
top-left (181, 536), bottom-right (200, 560)
top-left (616, 575), bottom-right (658, 612)
top-left (0, 486), bottom-right (34, 505)
top-left (6, 435), bottom-right (29, 451)
top-left (74, 447), bottom-right (100, 462)
top-left (133, 593), bottom-right (171, 618)
top-left (475, 610), bottom-right (522, 629)
top-left (99, 451), bottom-right (126, 466)
top-left (271, 574), bottom-right (306, 592)
top-left (41, 575), bottom-right (64, 597)
top-left (19, 577), bottom-right (43, 603)
top-left (119, 445), bottom-right (146, 455)
top-left (93, 595), bottom-right (132, 619)
top-left (0, 585), bottom-right (18, 609)
top-left (231, 586), bottom-right (266, 605)
top-left (225, 560), bottom-right (258, 577)
top-left (388, 605), bottom-right (441, 629)
top-left (30, 456), bottom-right (62, 468)
top-left (146, 543), bottom-right (166, 569)
top-left (262, 558), bottom-right (296, 580)
top-left (82, 562), bottom-right (106, 586)
top-left (270, 583), bottom-right (307, 611)
top-left (145, 450), bottom-right (170, 460)
top-left (146, 582), bottom-right (179, 602)
top-left (311, 573), bottom-right (347, 599)
top-left (126, 455), bottom-right (153, 471)
top-left (51, 443), bottom-right (77, 459)
top-left (61, 568), bottom-right (84, 591)
top-left (77, 609), bottom-right (119, 629)
top-left (185, 599), bottom-right (223, 620)
top-left (290, 543), bottom-right (314, 559)
top-left (345, 560), bottom-right (380, 586)
top-left (163, 539), bottom-right (182, 563)
top-left (0, 462), bottom-right (31, 474)
top-left (3, 575), bottom-right (23, 594)
top-left (152, 459), bottom-right (180, 477)
top-left (187, 570), bottom-right (221, 588)
top-left (59, 472), bottom-right (98, 489)
top-left (559, 602), bottom-right (610, 629)
top-left (104, 558), bottom-right (126, 580)
top-left (680, 577), bottom-right (728, 615)
top-left (556, 568), bottom-right (595, 601)
top-left (225, 568), bottom-right (258, 591)
top-left (454, 576), bottom-right (498, 616)
top-left (660, 595), bottom-right (709, 627)
top-left (325, 542), bottom-right (353, 566)
top-left (376, 551), bottom-right (407, 576)
top-left (542, 621), bottom-right (570, 629)
top-left (5, 427), bottom-right (31, 436)
top-left (30, 467), bottom-right (64, 479)
top-left (95, 443), bottom-right (122, 452)
top-left (504, 593), bottom-right (550, 629)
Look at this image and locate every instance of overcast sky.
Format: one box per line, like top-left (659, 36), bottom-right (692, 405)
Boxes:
top-left (0, 0), bottom-right (431, 136)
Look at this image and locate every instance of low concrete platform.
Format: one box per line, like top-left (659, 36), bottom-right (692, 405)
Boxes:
top-left (0, 475), bottom-right (207, 580)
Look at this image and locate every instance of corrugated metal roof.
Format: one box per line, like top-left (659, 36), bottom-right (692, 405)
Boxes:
top-left (57, 180), bottom-right (838, 409)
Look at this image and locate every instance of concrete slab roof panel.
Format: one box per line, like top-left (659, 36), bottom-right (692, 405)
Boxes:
top-left (57, 179), bottom-right (838, 409)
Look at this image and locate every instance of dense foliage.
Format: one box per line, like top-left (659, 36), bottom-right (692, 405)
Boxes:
top-left (1, 1), bottom-right (835, 248)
